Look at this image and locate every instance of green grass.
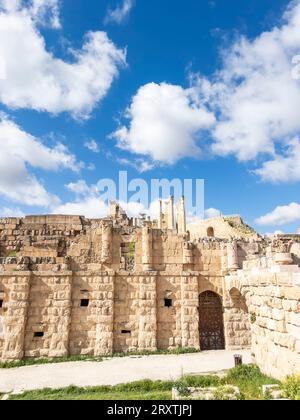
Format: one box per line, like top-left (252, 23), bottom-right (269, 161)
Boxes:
top-left (223, 364), bottom-right (280, 400)
top-left (0, 347), bottom-right (199, 369)
top-left (282, 375), bottom-right (300, 400)
top-left (8, 365), bottom-right (280, 401)
top-left (9, 381), bottom-right (174, 401)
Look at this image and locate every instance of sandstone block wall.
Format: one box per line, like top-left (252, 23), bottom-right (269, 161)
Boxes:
top-left (226, 264), bottom-right (300, 379)
top-left (0, 212), bottom-right (299, 381)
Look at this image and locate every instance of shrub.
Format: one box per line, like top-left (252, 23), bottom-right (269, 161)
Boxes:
top-left (226, 364), bottom-right (262, 381)
top-left (174, 382), bottom-right (191, 397)
top-left (282, 376), bottom-right (300, 400)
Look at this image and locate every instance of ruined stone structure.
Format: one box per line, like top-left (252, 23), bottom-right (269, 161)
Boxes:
top-left (0, 198), bottom-right (299, 379)
top-left (188, 215), bottom-right (261, 241)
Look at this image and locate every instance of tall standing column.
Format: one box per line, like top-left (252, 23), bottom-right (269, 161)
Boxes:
top-left (166, 196), bottom-right (174, 230)
top-left (158, 200), bottom-right (163, 229)
top-left (177, 197), bottom-right (186, 235)
top-left (142, 226), bottom-right (153, 271)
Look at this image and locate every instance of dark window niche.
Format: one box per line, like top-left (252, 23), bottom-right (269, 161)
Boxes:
top-left (80, 299), bottom-right (89, 307)
top-left (34, 332), bottom-right (44, 338)
top-left (121, 330), bottom-right (131, 334)
top-left (0, 299), bottom-right (3, 308)
top-left (164, 298), bottom-right (173, 308)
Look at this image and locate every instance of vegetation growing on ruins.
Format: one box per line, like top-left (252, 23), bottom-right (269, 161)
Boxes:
top-left (224, 217), bottom-right (258, 236)
top-left (7, 365), bottom-right (281, 400)
top-left (282, 376), bottom-right (300, 400)
top-left (223, 365), bottom-right (280, 400)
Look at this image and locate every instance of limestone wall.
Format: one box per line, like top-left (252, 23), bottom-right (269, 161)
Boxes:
top-left (70, 273), bottom-right (114, 356)
top-left (226, 264), bottom-right (300, 379)
top-left (0, 271), bottom-right (217, 360)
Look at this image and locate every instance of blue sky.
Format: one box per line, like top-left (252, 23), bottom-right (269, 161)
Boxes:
top-left (0, 0), bottom-right (300, 234)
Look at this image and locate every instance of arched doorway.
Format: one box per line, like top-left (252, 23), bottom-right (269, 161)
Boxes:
top-left (199, 291), bottom-right (225, 350)
top-left (207, 227), bottom-right (214, 237)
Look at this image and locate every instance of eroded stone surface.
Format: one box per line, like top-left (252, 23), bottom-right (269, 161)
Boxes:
top-left (0, 201), bottom-right (299, 380)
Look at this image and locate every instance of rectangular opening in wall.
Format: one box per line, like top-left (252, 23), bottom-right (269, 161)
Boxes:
top-left (34, 332), bottom-right (44, 338)
top-left (121, 330), bottom-right (131, 334)
top-left (164, 298), bottom-right (172, 308)
top-left (0, 299), bottom-right (3, 308)
top-left (80, 299), bottom-right (89, 307)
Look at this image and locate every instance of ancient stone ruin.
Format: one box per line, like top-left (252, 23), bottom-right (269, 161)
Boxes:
top-left (0, 198), bottom-right (299, 379)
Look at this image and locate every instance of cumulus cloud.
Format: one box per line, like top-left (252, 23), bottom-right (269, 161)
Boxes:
top-left (254, 138), bottom-right (300, 182)
top-left (116, 157), bottom-right (155, 172)
top-left (0, 0), bottom-right (61, 28)
top-left (264, 230), bottom-right (284, 237)
top-left (84, 139), bottom-right (100, 153)
top-left (53, 196), bottom-right (109, 219)
top-left (0, 2), bottom-right (126, 118)
top-left (0, 114), bottom-right (80, 206)
top-left (105, 0), bottom-right (134, 25)
top-left (112, 82), bottom-right (215, 164)
top-left (52, 179), bottom-right (165, 219)
top-left (192, 0), bottom-right (300, 181)
top-left (204, 208), bottom-right (222, 219)
top-left (0, 206), bottom-right (25, 217)
top-left (255, 202), bottom-right (300, 226)
top-left (113, 1), bottom-right (300, 181)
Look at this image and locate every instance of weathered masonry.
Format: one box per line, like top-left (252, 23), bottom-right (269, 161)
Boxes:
top-left (0, 200), bottom-right (299, 379)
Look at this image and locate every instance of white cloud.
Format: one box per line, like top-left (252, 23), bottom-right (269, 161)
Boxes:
top-left (254, 137), bottom-right (300, 182)
top-left (0, 2), bottom-right (126, 118)
top-left (117, 157), bottom-right (155, 172)
top-left (0, 0), bottom-right (61, 28)
top-left (192, 0), bottom-right (300, 181)
top-left (255, 202), bottom-right (300, 226)
top-left (53, 179), bottom-right (165, 219)
top-left (264, 230), bottom-right (284, 237)
top-left (105, 0), bottom-right (134, 25)
top-left (114, 2), bottom-right (300, 179)
top-left (0, 206), bottom-right (24, 217)
top-left (205, 208), bottom-right (222, 218)
top-left (84, 139), bottom-right (100, 153)
top-left (112, 82), bottom-right (215, 164)
top-left (29, 0), bottom-right (61, 28)
top-left (0, 114), bottom-right (79, 206)
top-left (53, 196), bottom-right (109, 218)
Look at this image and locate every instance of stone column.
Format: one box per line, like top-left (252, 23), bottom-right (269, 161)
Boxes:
top-left (101, 222), bottom-right (113, 264)
top-left (138, 275), bottom-right (157, 351)
top-left (158, 200), bottom-right (163, 229)
top-left (180, 274), bottom-right (200, 349)
top-left (94, 273), bottom-right (115, 356)
top-left (177, 197), bottom-right (186, 235)
top-left (49, 273), bottom-right (72, 358)
top-left (142, 226), bottom-right (152, 271)
top-left (166, 196), bottom-right (174, 230)
top-left (227, 241), bottom-right (239, 271)
top-left (1, 272), bottom-right (31, 361)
